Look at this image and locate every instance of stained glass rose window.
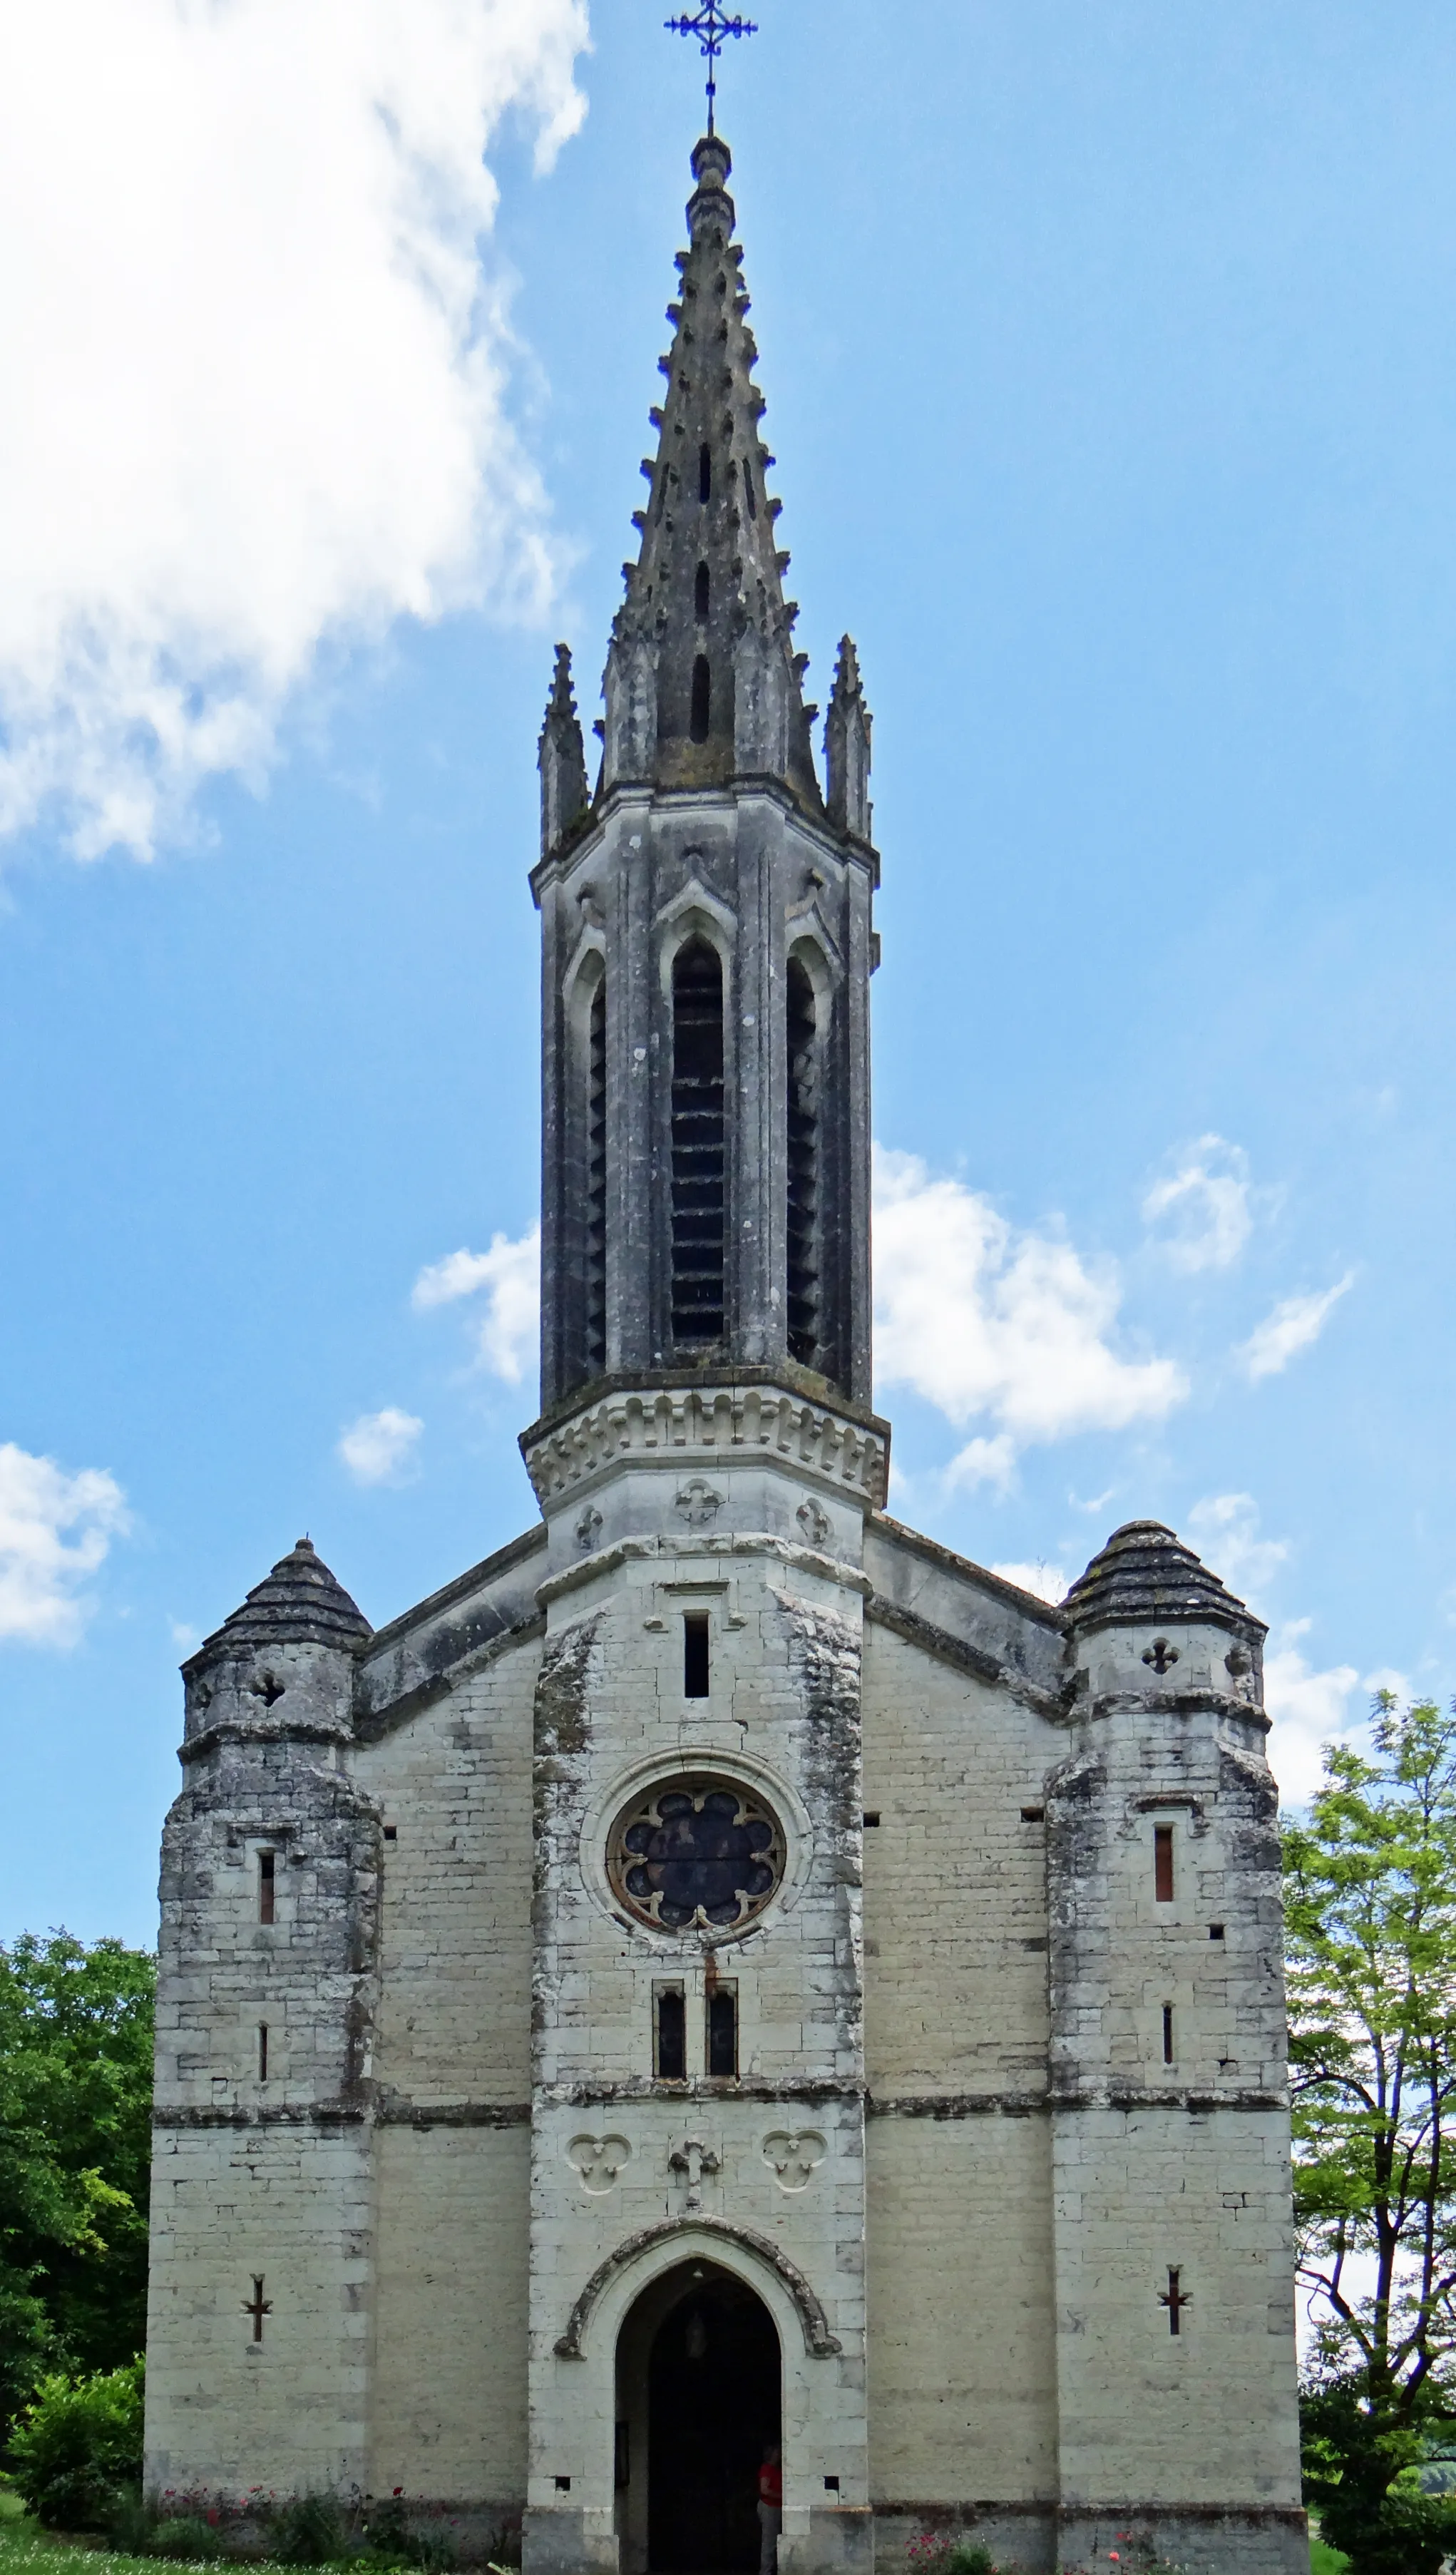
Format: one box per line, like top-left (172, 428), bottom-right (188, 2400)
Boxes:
top-left (607, 1776), bottom-right (786, 1933)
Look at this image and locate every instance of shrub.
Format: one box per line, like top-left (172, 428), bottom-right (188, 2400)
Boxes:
top-left (150, 2513), bottom-right (227, 2561)
top-left (6, 2356), bottom-right (143, 2528)
top-left (274, 2492), bottom-right (347, 2565)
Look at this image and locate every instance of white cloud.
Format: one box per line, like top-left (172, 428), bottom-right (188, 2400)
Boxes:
top-left (412, 1225), bottom-right (539, 1383)
top-left (873, 1147), bottom-right (1186, 1479)
top-left (0, 1440), bottom-right (129, 1646)
top-left (337, 1406), bottom-right (423, 1487)
top-left (1184, 1492), bottom-right (1289, 1613)
top-left (1238, 1274), bottom-right (1355, 1381)
top-left (990, 1560), bottom-right (1070, 1607)
top-left (169, 1617), bottom-right (201, 1654)
top-left (1142, 1135), bottom-right (1254, 1273)
top-left (0, 0), bottom-right (588, 859)
top-left (1263, 1621), bottom-right (1364, 1805)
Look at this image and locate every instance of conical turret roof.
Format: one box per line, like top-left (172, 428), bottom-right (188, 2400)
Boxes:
top-left (604, 133), bottom-right (821, 809)
top-left (1063, 1520), bottom-right (1265, 1638)
top-left (188, 1537), bottom-right (371, 1664)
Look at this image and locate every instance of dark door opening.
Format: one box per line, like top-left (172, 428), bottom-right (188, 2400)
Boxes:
top-left (628, 2265), bottom-right (780, 2573)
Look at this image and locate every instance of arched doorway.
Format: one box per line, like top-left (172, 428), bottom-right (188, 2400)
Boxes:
top-left (615, 2259), bottom-right (781, 2575)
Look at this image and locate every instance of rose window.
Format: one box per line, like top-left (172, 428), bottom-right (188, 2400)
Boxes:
top-left (607, 1776), bottom-right (786, 1933)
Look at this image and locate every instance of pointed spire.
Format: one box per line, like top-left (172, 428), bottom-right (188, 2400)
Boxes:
top-left (601, 134), bottom-right (821, 812)
top-left (826, 636), bottom-right (873, 840)
top-left (538, 644), bottom-right (590, 856)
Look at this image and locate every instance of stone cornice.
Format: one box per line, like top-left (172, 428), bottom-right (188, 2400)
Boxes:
top-left (538, 1531), bottom-right (873, 1612)
top-left (521, 1378), bottom-right (890, 1512)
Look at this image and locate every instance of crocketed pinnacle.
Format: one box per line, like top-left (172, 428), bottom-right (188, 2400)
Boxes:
top-left (826, 635), bottom-right (872, 839)
top-left (601, 132), bottom-right (821, 811)
top-left (1063, 1520), bottom-right (1265, 1639)
top-left (187, 1536), bottom-right (372, 1665)
top-left (538, 642), bottom-right (589, 856)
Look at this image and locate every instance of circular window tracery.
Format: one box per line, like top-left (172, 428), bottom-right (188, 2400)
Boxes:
top-left (607, 1775), bottom-right (786, 1934)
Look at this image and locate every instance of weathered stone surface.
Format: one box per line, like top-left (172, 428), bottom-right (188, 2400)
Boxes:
top-left (143, 123), bottom-right (1304, 2575)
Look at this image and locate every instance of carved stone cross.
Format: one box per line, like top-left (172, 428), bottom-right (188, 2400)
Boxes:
top-left (675, 1479), bottom-right (723, 1527)
top-left (243, 2275), bottom-right (272, 2343)
top-left (669, 2136), bottom-right (721, 2211)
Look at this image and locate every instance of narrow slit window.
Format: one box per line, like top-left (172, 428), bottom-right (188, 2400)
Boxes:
top-left (1154, 1824), bottom-right (1175, 1903)
top-left (694, 560), bottom-right (710, 621)
top-left (585, 976), bottom-right (607, 1373)
top-left (655, 1986), bottom-right (687, 2082)
top-left (258, 1850), bottom-right (275, 1925)
top-left (786, 958), bottom-right (819, 1366)
top-left (689, 653), bottom-right (711, 742)
top-left (699, 441), bottom-right (712, 502)
top-left (744, 458), bottom-right (757, 518)
top-left (707, 1985), bottom-right (737, 2078)
top-left (258, 2022), bottom-right (270, 2083)
top-left (683, 1611), bottom-right (710, 1699)
top-left (1162, 2004), bottom-right (1174, 2065)
top-left (670, 939), bottom-right (725, 1345)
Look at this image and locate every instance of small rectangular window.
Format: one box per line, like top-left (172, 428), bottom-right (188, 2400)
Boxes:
top-left (684, 1612), bottom-right (710, 1698)
top-left (383, 1824), bottom-right (397, 1842)
top-left (1162, 2004), bottom-right (1174, 2065)
top-left (655, 1986), bottom-right (687, 2082)
top-left (1209, 1923), bottom-right (1226, 1941)
top-left (862, 1811), bottom-right (881, 1828)
top-left (1154, 1825), bottom-right (1174, 1903)
top-left (1020, 1806), bottom-right (1045, 1823)
top-left (258, 2022), bottom-right (269, 2083)
top-left (258, 1850), bottom-right (276, 1924)
top-left (707, 1985), bottom-right (737, 2078)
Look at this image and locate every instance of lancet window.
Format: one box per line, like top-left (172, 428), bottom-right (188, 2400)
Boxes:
top-left (786, 956), bottom-right (820, 1367)
top-left (585, 976), bottom-right (607, 1374)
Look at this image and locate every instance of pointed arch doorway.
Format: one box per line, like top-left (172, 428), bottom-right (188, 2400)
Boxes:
top-left (615, 2258), bottom-right (781, 2574)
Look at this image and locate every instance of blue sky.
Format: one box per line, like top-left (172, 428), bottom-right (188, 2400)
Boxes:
top-left (3, 0), bottom-right (1455, 1945)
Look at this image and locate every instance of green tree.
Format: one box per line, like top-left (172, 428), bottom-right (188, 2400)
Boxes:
top-left (1284, 1694), bottom-right (1456, 2574)
top-left (0, 1931), bottom-right (155, 2440)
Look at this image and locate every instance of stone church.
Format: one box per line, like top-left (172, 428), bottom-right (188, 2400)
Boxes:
top-left (145, 131), bottom-right (1307, 2575)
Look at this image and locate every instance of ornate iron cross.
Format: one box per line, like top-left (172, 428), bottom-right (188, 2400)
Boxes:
top-left (665, 2), bottom-right (759, 135)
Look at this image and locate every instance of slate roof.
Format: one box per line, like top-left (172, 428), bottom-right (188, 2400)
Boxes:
top-left (1063, 1519), bottom-right (1263, 1637)
top-left (189, 1538), bottom-right (372, 1664)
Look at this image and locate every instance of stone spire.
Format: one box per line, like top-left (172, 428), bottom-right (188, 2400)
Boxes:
top-left (600, 133), bottom-right (821, 812)
top-left (538, 644), bottom-right (589, 859)
top-left (825, 635), bottom-right (872, 839)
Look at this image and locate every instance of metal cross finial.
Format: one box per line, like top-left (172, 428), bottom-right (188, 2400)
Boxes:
top-left (665, 2), bottom-right (758, 135)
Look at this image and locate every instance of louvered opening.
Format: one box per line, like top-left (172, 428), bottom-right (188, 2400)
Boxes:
top-left (585, 976), bottom-right (607, 1373)
top-left (786, 958), bottom-right (819, 1366)
top-left (671, 938), bottom-right (725, 1346)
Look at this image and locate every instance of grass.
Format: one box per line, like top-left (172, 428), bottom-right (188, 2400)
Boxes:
top-left (1309, 2548), bottom-right (1350, 2575)
top-left (0, 2509), bottom-right (218, 2575)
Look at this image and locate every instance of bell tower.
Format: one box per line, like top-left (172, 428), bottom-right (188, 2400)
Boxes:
top-left (532, 134), bottom-right (878, 1420)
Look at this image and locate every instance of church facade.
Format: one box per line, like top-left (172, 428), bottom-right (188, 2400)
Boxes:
top-left (144, 134), bottom-right (1307, 2575)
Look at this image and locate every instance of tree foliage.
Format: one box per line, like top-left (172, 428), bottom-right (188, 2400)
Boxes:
top-left (0, 1930), bottom-right (155, 2440)
top-left (1284, 1694), bottom-right (1456, 2573)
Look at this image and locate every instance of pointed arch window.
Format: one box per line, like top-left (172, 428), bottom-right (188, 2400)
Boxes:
top-left (585, 974), bottom-right (607, 1373)
top-left (671, 938), bottom-right (726, 1346)
top-left (786, 957), bottom-right (819, 1368)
